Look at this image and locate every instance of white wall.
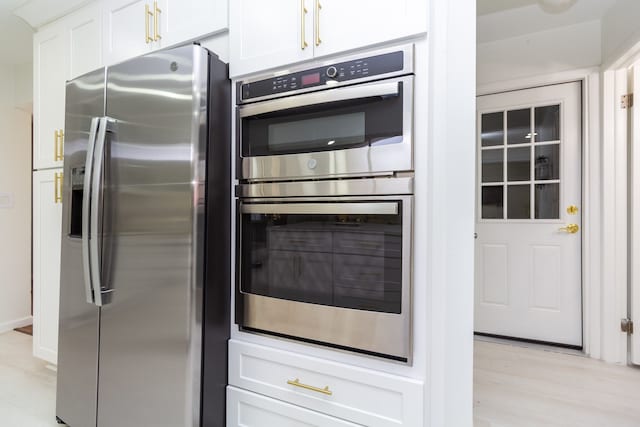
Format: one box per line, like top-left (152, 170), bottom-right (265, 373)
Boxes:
top-left (0, 64), bottom-right (33, 333)
top-left (602, 0), bottom-right (640, 67)
top-left (477, 20), bottom-right (601, 86)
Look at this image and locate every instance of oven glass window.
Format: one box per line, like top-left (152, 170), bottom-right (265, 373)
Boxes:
top-left (240, 205), bottom-right (403, 313)
top-left (242, 83), bottom-right (405, 157)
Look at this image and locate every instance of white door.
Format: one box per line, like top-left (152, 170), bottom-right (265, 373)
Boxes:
top-left (33, 168), bottom-right (64, 364)
top-left (475, 82), bottom-right (582, 347)
top-left (103, 0), bottom-right (156, 65)
top-left (34, 24), bottom-right (66, 170)
top-left (67, 2), bottom-right (103, 80)
top-left (313, 0), bottom-right (427, 58)
top-left (229, 0), bottom-right (313, 77)
top-left (630, 64), bottom-right (640, 365)
top-left (163, 0), bottom-right (228, 47)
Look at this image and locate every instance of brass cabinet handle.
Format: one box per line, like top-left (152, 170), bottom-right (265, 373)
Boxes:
top-left (301, 0), bottom-right (308, 50)
top-left (558, 223), bottom-right (579, 234)
top-left (153, 1), bottom-right (161, 41)
top-left (54, 172), bottom-right (63, 204)
top-left (54, 129), bottom-right (64, 161)
top-left (58, 129), bottom-right (64, 161)
top-left (145, 4), bottom-right (153, 43)
top-left (54, 129), bottom-right (59, 160)
top-left (287, 378), bottom-right (332, 395)
top-left (314, 0), bottom-right (321, 46)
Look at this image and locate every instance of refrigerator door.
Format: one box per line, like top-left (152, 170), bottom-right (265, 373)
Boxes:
top-left (56, 68), bottom-right (105, 427)
top-left (97, 45), bottom-right (209, 427)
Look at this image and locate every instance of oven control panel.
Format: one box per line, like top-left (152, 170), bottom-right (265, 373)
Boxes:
top-left (239, 50), bottom-right (405, 102)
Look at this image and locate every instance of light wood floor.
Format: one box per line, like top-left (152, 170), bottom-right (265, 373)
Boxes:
top-left (474, 339), bottom-right (640, 427)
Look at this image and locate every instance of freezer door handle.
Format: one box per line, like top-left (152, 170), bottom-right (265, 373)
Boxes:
top-left (90, 117), bottom-right (115, 307)
top-left (82, 117), bottom-right (100, 304)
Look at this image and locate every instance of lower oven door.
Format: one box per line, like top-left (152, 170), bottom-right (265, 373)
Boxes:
top-left (237, 196), bottom-right (412, 362)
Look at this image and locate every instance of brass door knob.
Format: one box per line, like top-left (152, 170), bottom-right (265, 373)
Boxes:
top-left (559, 223), bottom-right (579, 234)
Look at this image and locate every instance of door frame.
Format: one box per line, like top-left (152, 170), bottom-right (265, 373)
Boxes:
top-left (477, 68), bottom-right (608, 360)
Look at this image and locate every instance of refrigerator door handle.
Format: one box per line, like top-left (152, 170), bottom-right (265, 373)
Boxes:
top-left (82, 117), bottom-right (100, 304)
top-left (90, 117), bottom-right (115, 307)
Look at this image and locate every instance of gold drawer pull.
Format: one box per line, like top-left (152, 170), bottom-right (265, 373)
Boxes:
top-left (287, 378), bottom-right (332, 395)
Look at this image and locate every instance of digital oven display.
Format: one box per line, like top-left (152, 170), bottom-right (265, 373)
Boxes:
top-left (301, 72), bottom-right (321, 86)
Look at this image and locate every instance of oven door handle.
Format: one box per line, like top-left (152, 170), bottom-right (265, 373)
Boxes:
top-left (241, 202), bottom-right (398, 215)
top-left (238, 81), bottom-right (401, 118)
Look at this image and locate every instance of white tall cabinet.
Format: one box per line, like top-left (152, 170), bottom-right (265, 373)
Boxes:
top-left (32, 2), bottom-right (102, 365)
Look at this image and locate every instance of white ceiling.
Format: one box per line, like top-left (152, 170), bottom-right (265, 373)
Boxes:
top-left (477, 0), bottom-right (539, 16)
top-left (478, 0), bottom-right (619, 44)
top-left (0, 0), bottom-right (33, 65)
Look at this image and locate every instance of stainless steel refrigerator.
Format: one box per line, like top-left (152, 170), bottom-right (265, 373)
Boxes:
top-left (55, 44), bottom-right (230, 427)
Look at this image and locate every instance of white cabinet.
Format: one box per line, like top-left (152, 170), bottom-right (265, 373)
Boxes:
top-left (227, 387), bottom-right (360, 427)
top-left (229, 0), bottom-right (427, 77)
top-left (229, 340), bottom-right (425, 426)
top-left (314, 0), bottom-right (427, 58)
top-left (33, 25), bottom-right (66, 170)
top-left (163, 0), bottom-right (228, 47)
top-left (104, 0), bottom-right (228, 65)
top-left (33, 2), bottom-right (102, 170)
top-left (32, 169), bottom-right (64, 365)
top-left (229, 0), bottom-right (312, 77)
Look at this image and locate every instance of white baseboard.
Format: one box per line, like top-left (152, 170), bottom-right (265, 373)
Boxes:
top-left (0, 316), bottom-right (33, 334)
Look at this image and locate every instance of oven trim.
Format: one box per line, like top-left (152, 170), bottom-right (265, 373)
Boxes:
top-left (237, 75), bottom-right (414, 182)
top-left (235, 194), bottom-right (413, 363)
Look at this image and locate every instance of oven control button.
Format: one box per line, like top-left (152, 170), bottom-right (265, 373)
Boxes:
top-left (307, 158), bottom-right (318, 170)
top-left (326, 66), bottom-right (337, 78)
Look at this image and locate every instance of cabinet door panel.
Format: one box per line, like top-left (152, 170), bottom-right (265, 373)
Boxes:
top-left (34, 28), bottom-right (66, 170)
top-left (313, 0), bottom-right (427, 58)
top-left (229, 0), bottom-right (312, 77)
top-left (227, 387), bottom-right (360, 427)
top-left (104, 0), bottom-right (153, 65)
top-left (33, 169), bottom-right (63, 364)
top-left (163, 0), bottom-right (228, 47)
top-left (68, 3), bottom-right (103, 79)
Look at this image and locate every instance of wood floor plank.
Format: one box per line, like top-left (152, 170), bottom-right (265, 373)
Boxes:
top-left (474, 340), bottom-right (640, 426)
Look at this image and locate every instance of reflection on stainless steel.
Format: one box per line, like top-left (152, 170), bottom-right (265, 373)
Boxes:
top-left (57, 67), bottom-right (105, 427)
top-left (239, 80), bottom-right (400, 118)
top-left (239, 75), bottom-right (413, 181)
top-left (57, 45), bottom-right (230, 427)
top-left (236, 176), bottom-right (413, 198)
top-left (242, 202), bottom-right (398, 215)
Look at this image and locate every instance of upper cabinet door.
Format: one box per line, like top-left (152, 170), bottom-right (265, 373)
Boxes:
top-left (67, 2), bottom-right (103, 80)
top-left (229, 0), bottom-right (313, 77)
top-left (103, 0), bottom-right (158, 65)
top-left (162, 0), bottom-right (228, 47)
top-left (313, 0), bottom-right (427, 58)
top-left (34, 25), bottom-right (66, 170)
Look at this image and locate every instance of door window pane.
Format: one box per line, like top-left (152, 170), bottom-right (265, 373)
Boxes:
top-left (481, 112), bottom-right (504, 147)
top-left (507, 108), bottom-right (531, 144)
top-left (482, 186), bottom-right (503, 219)
top-left (535, 183), bottom-right (560, 219)
top-left (535, 144), bottom-right (560, 180)
top-left (482, 149), bottom-right (503, 183)
top-left (535, 105), bottom-right (560, 142)
top-left (507, 147), bottom-right (530, 182)
top-left (507, 185), bottom-right (530, 219)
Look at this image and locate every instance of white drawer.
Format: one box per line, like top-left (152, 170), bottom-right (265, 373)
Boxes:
top-left (229, 340), bottom-right (424, 426)
top-left (227, 386), bottom-right (360, 427)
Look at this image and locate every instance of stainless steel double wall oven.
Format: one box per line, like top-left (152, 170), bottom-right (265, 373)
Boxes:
top-left (235, 45), bottom-right (415, 362)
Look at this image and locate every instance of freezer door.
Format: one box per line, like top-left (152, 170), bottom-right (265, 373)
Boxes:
top-left (97, 45), bottom-right (209, 427)
top-left (56, 68), bottom-right (105, 427)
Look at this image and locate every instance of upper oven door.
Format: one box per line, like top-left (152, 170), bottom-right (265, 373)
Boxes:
top-left (238, 75), bottom-right (413, 181)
